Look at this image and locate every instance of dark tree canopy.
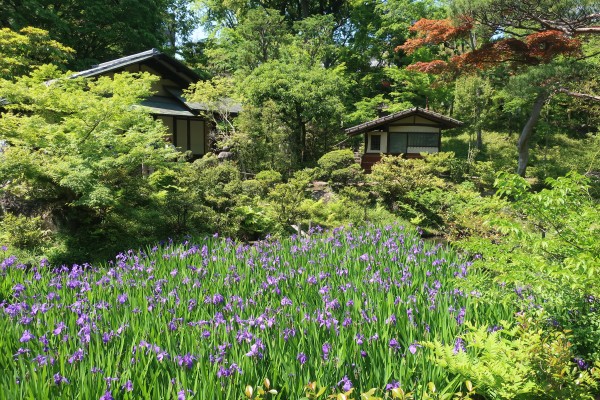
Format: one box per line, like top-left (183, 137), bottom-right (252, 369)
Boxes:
top-left (451, 0), bottom-right (600, 36)
top-left (0, 0), bottom-right (197, 68)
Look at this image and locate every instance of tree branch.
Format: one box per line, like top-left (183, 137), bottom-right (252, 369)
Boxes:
top-left (557, 88), bottom-right (600, 102)
top-left (574, 26), bottom-right (600, 34)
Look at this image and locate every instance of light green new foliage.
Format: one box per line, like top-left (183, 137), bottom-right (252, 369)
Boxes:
top-left (480, 171), bottom-right (600, 293)
top-left (0, 27), bottom-right (74, 80)
top-left (461, 171), bottom-right (600, 362)
top-left (0, 214), bottom-right (49, 251)
top-left (0, 66), bottom-right (183, 262)
top-left (0, 67), bottom-right (177, 207)
top-left (426, 315), bottom-right (600, 399)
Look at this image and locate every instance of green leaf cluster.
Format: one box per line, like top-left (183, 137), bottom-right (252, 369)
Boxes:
top-left (427, 315), bottom-right (600, 399)
top-left (0, 66), bottom-right (184, 262)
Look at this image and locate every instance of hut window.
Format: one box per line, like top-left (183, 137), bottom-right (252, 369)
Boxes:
top-left (175, 118), bottom-right (189, 150)
top-left (156, 116), bottom-right (174, 144)
top-left (370, 134), bottom-right (381, 151)
top-left (408, 133), bottom-right (438, 147)
top-left (189, 120), bottom-right (205, 155)
top-left (389, 133), bottom-right (408, 153)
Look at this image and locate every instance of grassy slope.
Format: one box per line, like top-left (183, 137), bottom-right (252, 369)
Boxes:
top-left (443, 131), bottom-right (599, 183)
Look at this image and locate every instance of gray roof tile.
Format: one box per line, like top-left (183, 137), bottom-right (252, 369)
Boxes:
top-left (345, 107), bottom-right (463, 136)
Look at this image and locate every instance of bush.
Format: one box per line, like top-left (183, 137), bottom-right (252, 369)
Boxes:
top-left (0, 213), bottom-right (49, 251)
top-left (267, 177), bottom-right (309, 229)
top-left (242, 170), bottom-right (283, 198)
top-left (427, 314), bottom-right (600, 399)
top-left (328, 163), bottom-right (364, 187)
top-left (368, 155), bottom-right (447, 227)
top-left (317, 149), bottom-right (356, 172)
top-left (232, 202), bottom-right (277, 240)
top-left (240, 179), bottom-right (264, 198)
top-left (255, 169), bottom-right (283, 187)
top-left (461, 171), bottom-right (600, 362)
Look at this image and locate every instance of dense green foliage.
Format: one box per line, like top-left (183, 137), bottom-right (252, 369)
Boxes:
top-left (0, 0), bottom-right (199, 67)
top-left (464, 172), bottom-right (600, 358)
top-left (0, 27), bottom-right (73, 79)
top-left (0, 66), bottom-right (185, 263)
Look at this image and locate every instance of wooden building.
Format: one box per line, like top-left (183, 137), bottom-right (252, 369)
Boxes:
top-left (73, 49), bottom-right (236, 158)
top-left (345, 107), bottom-right (463, 172)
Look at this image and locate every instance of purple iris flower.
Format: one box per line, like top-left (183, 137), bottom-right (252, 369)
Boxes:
top-left (13, 348), bottom-right (29, 358)
top-left (245, 342), bottom-right (264, 359)
top-left (177, 353), bottom-right (195, 369)
top-left (453, 338), bottom-right (466, 354)
top-left (53, 373), bottom-right (69, 385)
top-left (122, 380), bottom-right (133, 392)
top-left (355, 333), bottom-right (364, 345)
top-left (99, 391), bottom-right (114, 400)
top-left (456, 307), bottom-right (466, 325)
top-left (52, 322), bottom-right (66, 335)
top-left (338, 376), bottom-right (353, 392)
top-left (68, 348), bottom-right (84, 364)
top-left (39, 334), bottom-right (49, 347)
top-left (168, 320), bottom-right (178, 331)
top-left (156, 351), bottom-right (169, 362)
top-left (117, 293), bottom-right (128, 304)
top-left (408, 342), bottom-right (419, 355)
top-left (12, 283), bottom-right (25, 297)
top-left (322, 343), bottom-right (331, 360)
top-left (20, 330), bottom-right (34, 343)
top-left (280, 297), bottom-right (292, 306)
top-left (216, 363), bottom-right (242, 378)
top-left (574, 357), bottom-right (589, 370)
top-left (297, 352), bottom-right (307, 365)
top-left (33, 355), bottom-right (47, 366)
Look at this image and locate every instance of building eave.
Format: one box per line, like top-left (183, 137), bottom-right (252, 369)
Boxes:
top-left (345, 107), bottom-right (463, 136)
top-left (70, 48), bottom-right (201, 84)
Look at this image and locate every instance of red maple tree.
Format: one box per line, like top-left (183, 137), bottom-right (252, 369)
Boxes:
top-left (397, 18), bottom-right (582, 74)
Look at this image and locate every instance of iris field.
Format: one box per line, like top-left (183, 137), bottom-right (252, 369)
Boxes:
top-left (0, 225), bottom-right (515, 399)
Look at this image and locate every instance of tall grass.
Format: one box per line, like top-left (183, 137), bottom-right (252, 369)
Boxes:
top-left (0, 224), bottom-right (514, 399)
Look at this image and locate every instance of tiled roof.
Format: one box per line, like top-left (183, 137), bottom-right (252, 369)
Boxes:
top-left (70, 48), bottom-right (200, 83)
top-left (69, 49), bottom-right (246, 115)
top-left (345, 107), bottom-right (463, 136)
top-left (139, 96), bottom-right (195, 117)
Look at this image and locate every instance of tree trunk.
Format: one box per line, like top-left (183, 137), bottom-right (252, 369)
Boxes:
top-left (475, 86), bottom-right (483, 150)
top-left (517, 91), bottom-right (548, 177)
top-left (295, 103), bottom-right (306, 163)
top-left (299, 0), bottom-right (310, 19)
top-left (300, 121), bottom-right (307, 163)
